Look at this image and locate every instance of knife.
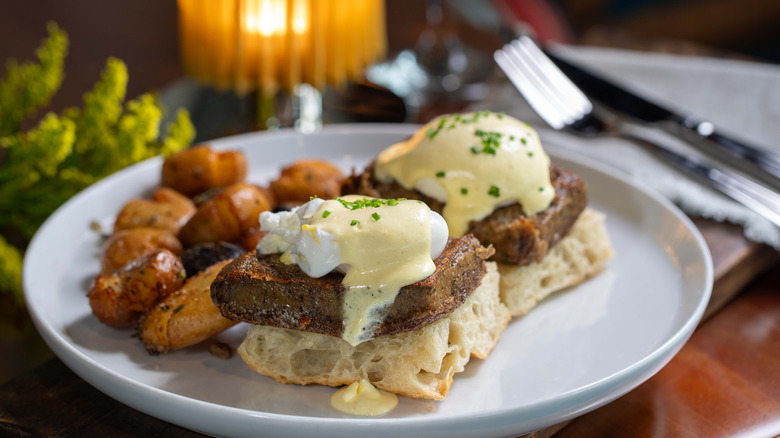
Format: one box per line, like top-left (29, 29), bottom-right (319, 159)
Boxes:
top-left (546, 51), bottom-right (780, 192)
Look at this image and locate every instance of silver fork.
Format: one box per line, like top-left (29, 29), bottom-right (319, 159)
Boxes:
top-left (494, 36), bottom-right (780, 228)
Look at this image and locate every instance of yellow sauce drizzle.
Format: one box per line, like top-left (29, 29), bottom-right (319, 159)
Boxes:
top-left (310, 196), bottom-right (435, 346)
top-left (330, 379), bottom-right (399, 416)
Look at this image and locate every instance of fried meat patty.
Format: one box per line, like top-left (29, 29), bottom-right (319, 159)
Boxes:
top-left (211, 235), bottom-right (493, 339)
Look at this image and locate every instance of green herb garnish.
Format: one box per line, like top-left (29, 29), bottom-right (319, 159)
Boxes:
top-left (336, 197), bottom-right (405, 210)
top-left (371, 212), bottom-right (380, 221)
top-left (173, 304), bottom-right (184, 314)
top-left (461, 110), bottom-right (492, 124)
top-left (426, 117), bottom-right (449, 139)
top-left (461, 187), bottom-right (468, 195)
top-left (350, 220), bottom-right (359, 226)
top-left (471, 129), bottom-right (502, 155)
top-left (488, 185), bottom-right (501, 197)
top-left (426, 111), bottom-right (506, 146)
top-left (321, 210), bottom-right (331, 218)
top-left (436, 171), bottom-right (445, 178)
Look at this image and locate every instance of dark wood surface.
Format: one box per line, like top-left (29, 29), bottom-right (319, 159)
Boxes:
top-left (2, 2), bottom-right (780, 437)
top-left (0, 359), bottom-right (204, 437)
top-left (556, 266), bottom-right (780, 438)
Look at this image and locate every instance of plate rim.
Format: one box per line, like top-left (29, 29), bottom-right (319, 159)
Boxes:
top-left (23, 123), bottom-right (713, 437)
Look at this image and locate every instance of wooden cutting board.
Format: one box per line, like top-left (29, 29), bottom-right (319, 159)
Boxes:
top-left (693, 218), bottom-right (779, 320)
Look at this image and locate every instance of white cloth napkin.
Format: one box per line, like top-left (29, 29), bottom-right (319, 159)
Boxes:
top-left (478, 45), bottom-right (780, 249)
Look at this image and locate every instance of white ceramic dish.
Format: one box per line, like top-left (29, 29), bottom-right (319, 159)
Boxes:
top-left (24, 125), bottom-right (712, 438)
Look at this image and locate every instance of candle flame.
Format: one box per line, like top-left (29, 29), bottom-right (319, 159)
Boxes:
top-left (244, 0), bottom-right (286, 36)
top-left (292, 0), bottom-right (308, 34)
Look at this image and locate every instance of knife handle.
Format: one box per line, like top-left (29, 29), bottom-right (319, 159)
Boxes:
top-left (624, 131), bottom-right (780, 228)
top-left (671, 116), bottom-right (780, 191)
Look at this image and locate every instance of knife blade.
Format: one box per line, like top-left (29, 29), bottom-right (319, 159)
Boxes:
top-left (546, 51), bottom-right (780, 192)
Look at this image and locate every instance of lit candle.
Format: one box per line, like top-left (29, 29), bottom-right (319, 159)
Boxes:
top-left (177, 0), bottom-right (386, 96)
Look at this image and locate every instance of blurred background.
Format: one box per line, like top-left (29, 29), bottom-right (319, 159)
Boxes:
top-left (1, 0), bottom-right (779, 384)
top-left (1, 0), bottom-right (779, 121)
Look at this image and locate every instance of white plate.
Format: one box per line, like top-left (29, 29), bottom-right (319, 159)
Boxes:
top-left (24, 125), bottom-right (712, 438)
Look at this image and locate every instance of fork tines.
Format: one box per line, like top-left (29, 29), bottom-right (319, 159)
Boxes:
top-left (494, 36), bottom-right (593, 130)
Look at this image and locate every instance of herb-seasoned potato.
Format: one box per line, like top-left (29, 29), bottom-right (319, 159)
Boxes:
top-left (141, 259), bottom-right (237, 353)
top-left (100, 228), bottom-right (183, 275)
top-left (178, 182), bottom-right (273, 248)
top-left (162, 145), bottom-right (247, 197)
top-left (270, 159), bottom-right (344, 205)
top-left (88, 249), bottom-right (186, 329)
top-left (114, 187), bottom-right (196, 235)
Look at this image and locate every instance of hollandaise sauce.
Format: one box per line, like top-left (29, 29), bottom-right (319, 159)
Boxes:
top-left (330, 379), bottom-right (399, 416)
top-left (374, 111), bottom-right (555, 236)
top-left (310, 196), bottom-right (437, 346)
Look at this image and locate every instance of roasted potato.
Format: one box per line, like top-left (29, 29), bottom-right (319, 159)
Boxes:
top-left (88, 249), bottom-right (186, 329)
top-left (178, 182), bottom-right (273, 248)
top-left (114, 187), bottom-right (196, 235)
top-left (270, 159), bottom-right (344, 204)
top-left (162, 145), bottom-right (247, 197)
top-left (101, 228), bottom-right (183, 275)
top-left (141, 259), bottom-right (237, 353)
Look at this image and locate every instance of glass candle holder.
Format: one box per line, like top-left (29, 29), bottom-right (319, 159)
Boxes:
top-left (178, 0), bottom-right (387, 130)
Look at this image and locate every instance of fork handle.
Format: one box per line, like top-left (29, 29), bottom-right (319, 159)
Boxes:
top-left (624, 133), bottom-right (780, 228)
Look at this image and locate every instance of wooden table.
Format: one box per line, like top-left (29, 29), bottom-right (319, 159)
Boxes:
top-left (2, 2), bottom-right (780, 437)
